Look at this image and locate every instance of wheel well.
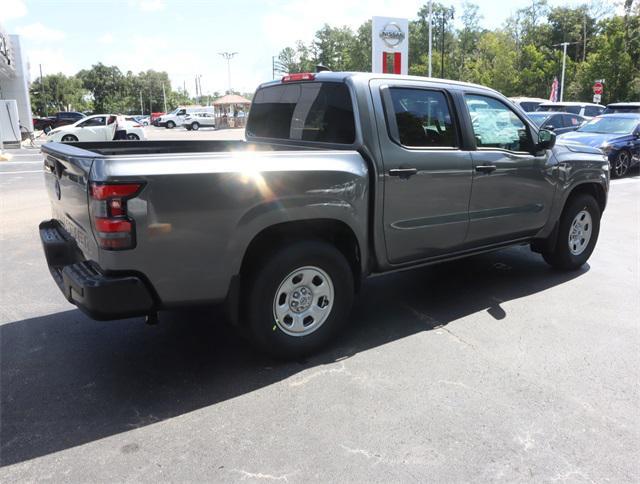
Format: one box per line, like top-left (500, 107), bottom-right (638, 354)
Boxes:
top-left (566, 183), bottom-right (606, 214)
top-left (240, 219), bottom-right (362, 287)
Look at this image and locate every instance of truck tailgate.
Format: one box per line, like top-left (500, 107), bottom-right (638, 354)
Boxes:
top-left (42, 145), bottom-right (99, 261)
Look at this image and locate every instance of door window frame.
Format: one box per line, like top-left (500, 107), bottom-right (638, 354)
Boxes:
top-left (462, 91), bottom-right (538, 155)
top-left (380, 84), bottom-right (462, 151)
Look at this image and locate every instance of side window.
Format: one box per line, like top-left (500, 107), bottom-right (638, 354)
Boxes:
top-left (584, 106), bottom-right (601, 117)
top-left (177, 109), bottom-right (186, 116)
top-left (388, 88), bottom-right (457, 148)
top-left (79, 116), bottom-right (106, 127)
top-left (465, 94), bottom-right (533, 152)
top-left (546, 115), bottom-right (563, 129)
top-left (564, 115), bottom-right (581, 127)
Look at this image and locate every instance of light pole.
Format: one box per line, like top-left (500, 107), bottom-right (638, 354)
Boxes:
top-left (428, 0), bottom-right (433, 77)
top-left (219, 52), bottom-right (238, 93)
top-left (553, 41), bottom-right (578, 102)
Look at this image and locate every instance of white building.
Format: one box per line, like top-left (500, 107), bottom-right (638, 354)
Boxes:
top-left (0, 25), bottom-right (33, 138)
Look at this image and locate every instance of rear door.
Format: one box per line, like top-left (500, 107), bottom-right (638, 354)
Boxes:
top-left (462, 92), bottom-right (556, 245)
top-left (371, 80), bottom-right (473, 264)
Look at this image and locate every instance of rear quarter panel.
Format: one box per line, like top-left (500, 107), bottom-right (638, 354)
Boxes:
top-left (91, 150), bottom-right (369, 306)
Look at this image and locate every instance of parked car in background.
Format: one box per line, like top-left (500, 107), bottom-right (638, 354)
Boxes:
top-left (38, 71), bottom-right (609, 358)
top-left (526, 111), bottom-right (586, 135)
top-left (33, 111), bottom-right (85, 131)
top-left (558, 113), bottom-right (640, 178)
top-left (46, 114), bottom-right (146, 143)
top-left (183, 112), bottom-right (216, 130)
top-left (157, 106), bottom-right (215, 128)
top-left (150, 112), bottom-right (165, 126)
top-left (604, 102), bottom-right (640, 114)
top-left (509, 97), bottom-right (547, 112)
top-left (133, 115), bottom-right (150, 126)
top-left (537, 102), bottom-right (605, 118)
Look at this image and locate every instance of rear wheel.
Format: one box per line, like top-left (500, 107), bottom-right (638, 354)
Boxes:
top-left (542, 194), bottom-right (600, 270)
top-left (61, 134), bottom-right (78, 143)
top-left (245, 240), bottom-right (354, 359)
top-left (191, 122), bottom-right (200, 131)
top-left (126, 133), bottom-right (139, 140)
top-left (611, 150), bottom-right (630, 178)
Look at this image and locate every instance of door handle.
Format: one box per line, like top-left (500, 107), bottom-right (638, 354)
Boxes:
top-left (475, 164), bottom-right (497, 173)
top-left (389, 167), bottom-right (418, 179)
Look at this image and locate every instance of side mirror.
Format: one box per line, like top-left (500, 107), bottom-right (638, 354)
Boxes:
top-left (537, 129), bottom-right (556, 151)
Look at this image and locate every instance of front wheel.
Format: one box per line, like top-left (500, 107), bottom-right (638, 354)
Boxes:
top-left (126, 133), bottom-right (139, 140)
top-left (245, 241), bottom-right (354, 359)
top-left (542, 194), bottom-right (600, 270)
top-left (166, 121), bottom-right (175, 129)
top-left (61, 134), bottom-right (78, 143)
top-left (611, 150), bottom-right (630, 178)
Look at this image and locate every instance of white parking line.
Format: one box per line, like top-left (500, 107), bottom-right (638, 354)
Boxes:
top-left (0, 160), bottom-right (43, 165)
top-left (0, 170), bottom-right (42, 175)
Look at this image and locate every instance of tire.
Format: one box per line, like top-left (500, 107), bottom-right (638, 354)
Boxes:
top-left (245, 240), bottom-right (354, 359)
top-left (611, 150), bottom-right (630, 178)
top-left (126, 133), bottom-right (139, 140)
top-left (185, 126), bottom-right (192, 131)
top-left (61, 134), bottom-right (78, 143)
top-left (542, 194), bottom-right (600, 270)
top-left (166, 121), bottom-right (175, 129)
top-left (191, 122), bottom-right (200, 131)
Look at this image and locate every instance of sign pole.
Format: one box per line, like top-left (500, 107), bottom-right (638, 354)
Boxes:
top-left (560, 42), bottom-right (568, 102)
top-left (428, 1), bottom-right (432, 77)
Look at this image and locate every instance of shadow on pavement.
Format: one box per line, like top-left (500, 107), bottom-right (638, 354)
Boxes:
top-left (1, 245), bottom-right (587, 466)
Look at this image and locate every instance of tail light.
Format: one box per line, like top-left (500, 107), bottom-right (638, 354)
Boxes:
top-left (282, 73), bottom-right (315, 82)
top-left (90, 182), bottom-right (144, 250)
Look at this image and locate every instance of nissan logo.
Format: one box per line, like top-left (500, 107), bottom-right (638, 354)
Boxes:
top-left (379, 22), bottom-right (405, 48)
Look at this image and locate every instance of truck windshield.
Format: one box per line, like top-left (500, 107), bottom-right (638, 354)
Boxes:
top-left (247, 82), bottom-right (356, 144)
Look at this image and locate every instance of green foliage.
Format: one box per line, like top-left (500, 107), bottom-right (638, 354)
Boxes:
top-left (31, 64), bottom-right (210, 116)
top-left (275, 0), bottom-right (640, 102)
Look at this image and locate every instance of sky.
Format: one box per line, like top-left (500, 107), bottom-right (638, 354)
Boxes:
top-left (1, 0), bottom-right (618, 96)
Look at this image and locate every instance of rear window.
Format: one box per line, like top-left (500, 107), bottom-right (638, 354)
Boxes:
top-left (247, 82), bottom-right (356, 144)
top-left (604, 106), bottom-right (640, 114)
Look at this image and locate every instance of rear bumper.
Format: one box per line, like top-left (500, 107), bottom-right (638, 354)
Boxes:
top-left (39, 220), bottom-right (155, 320)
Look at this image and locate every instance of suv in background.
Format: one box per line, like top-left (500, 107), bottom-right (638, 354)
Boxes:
top-left (604, 102), bottom-right (640, 114)
top-left (509, 97), bottom-right (547, 112)
top-left (183, 112), bottom-right (216, 130)
top-left (537, 102), bottom-right (605, 118)
top-left (33, 111), bottom-right (86, 132)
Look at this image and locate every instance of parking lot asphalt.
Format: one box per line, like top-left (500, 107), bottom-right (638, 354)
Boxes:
top-left (0, 142), bottom-right (639, 482)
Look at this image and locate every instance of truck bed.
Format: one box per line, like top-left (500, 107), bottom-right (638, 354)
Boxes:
top-left (49, 139), bottom-right (323, 157)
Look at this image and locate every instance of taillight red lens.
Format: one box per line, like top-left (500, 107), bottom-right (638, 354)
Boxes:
top-left (282, 73), bottom-right (315, 82)
top-left (91, 183), bottom-right (142, 200)
top-left (90, 182), bottom-right (143, 250)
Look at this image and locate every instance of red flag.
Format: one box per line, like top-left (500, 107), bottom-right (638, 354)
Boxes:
top-left (549, 77), bottom-right (559, 102)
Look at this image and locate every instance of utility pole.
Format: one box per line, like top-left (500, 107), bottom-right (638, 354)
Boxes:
top-left (161, 82), bottom-right (167, 113)
top-left (440, 11), bottom-right (445, 78)
top-left (428, 0), bottom-right (433, 77)
top-left (583, 13), bottom-right (587, 62)
top-left (219, 52), bottom-right (238, 93)
top-left (139, 91), bottom-right (143, 115)
top-left (197, 75), bottom-right (203, 104)
top-left (272, 56), bottom-right (276, 79)
top-left (39, 64), bottom-right (47, 116)
top-left (553, 42), bottom-right (577, 102)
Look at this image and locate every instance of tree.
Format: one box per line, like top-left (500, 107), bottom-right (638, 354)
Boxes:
top-left (77, 63), bottom-right (125, 113)
top-left (30, 73), bottom-right (91, 115)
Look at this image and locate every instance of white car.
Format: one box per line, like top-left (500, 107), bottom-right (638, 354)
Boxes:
top-left (536, 101), bottom-right (605, 119)
top-left (183, 112), bottom-right (216, 130)
top-left (158, 106), bottom-right (215, 128)
top-left (46, 114), bottom-right (146, 143)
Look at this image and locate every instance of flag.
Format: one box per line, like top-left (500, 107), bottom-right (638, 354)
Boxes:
top-left (549, 77), bottom-right (559, 102)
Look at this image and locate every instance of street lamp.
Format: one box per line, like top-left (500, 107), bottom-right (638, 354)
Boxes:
top-left (553, 41), bottom-right (578, 102)
top-left (219, 52), bottom-right (238, 93)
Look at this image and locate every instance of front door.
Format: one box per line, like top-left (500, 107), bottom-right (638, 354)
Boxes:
top-left (77, 116), bottom-right (109, 141)
top-left (372, 81), bottom-right (473, 264)
top-left (462, 93), bottom-right (556, 245)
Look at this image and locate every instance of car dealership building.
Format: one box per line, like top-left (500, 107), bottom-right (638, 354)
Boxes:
top-left (0, 24), bottom-right (33, 145)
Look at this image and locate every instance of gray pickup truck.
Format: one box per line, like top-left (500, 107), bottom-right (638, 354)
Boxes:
top-left (39, 72), bottom-right (609, 358)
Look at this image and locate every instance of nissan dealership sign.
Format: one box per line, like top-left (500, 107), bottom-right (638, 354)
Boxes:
top-left (372, 16), bottom-right (408, 75)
